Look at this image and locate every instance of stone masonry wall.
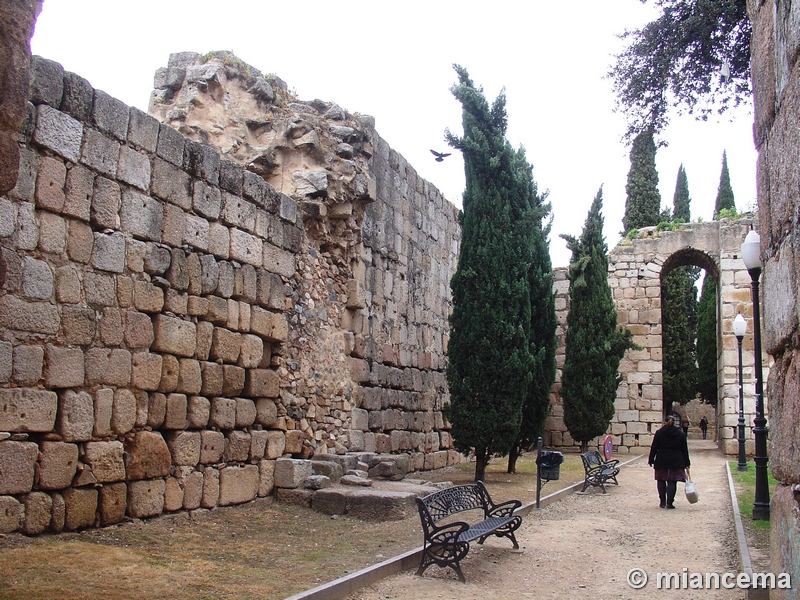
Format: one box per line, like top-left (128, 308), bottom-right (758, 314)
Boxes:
top-left (0, 52), bottom-right (459, 535)
top-left (748, 0), bottom-right (800, 595)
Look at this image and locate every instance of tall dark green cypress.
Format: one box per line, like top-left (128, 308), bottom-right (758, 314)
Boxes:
top-left (622, 128), bottom-right (661, 232)
top-left (714, 151), bottom-right (736, 216)
top-left (696, 274), bottom-right (718, 405)
top-left (560, 189), bottom-right (635, 453)
top-left (444, 66), bottom-right (537, 482)
top-left (507, 153), bottom-right (557, 474)
top-left (672, 164), bottom-right (690, 222)
top-left (662, 164), bottom-right (699, 411)
top-left (662, 268), bottom-right (699, 408)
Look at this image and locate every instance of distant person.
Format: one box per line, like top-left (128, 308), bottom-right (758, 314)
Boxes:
top-left (699, 416), bottom-right (709, 440)
top-left (681, 415), bottom-right (690, 437)
top-left (648, 416), bottom-right (691, 509)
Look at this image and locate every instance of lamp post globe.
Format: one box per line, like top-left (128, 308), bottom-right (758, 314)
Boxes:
top-left (733, 313), bottom-right (747, 472)
top-left (740, 228), bottom-right (770, 521)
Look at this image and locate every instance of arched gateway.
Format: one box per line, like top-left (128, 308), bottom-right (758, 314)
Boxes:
top-left (547, 218), bottom-right (768, 456)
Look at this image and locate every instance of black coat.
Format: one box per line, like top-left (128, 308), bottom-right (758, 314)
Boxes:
top-left (648, 424), bottom-right (690, 470)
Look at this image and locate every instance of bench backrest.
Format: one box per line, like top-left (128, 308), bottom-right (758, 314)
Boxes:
top-left (581, 451), bottom-right (603, 469)
top-left (418, 481), bottom-right (491, 523)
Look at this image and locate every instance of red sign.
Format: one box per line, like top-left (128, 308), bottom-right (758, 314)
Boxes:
top-left (603, 435), bottom-right (613, 461)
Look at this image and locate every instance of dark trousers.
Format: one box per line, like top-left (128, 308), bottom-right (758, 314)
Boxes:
top-left (657, 480), bottom-right (677, 506)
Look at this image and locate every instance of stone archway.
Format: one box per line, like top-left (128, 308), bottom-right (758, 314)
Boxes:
top-left (545, 218), bottom-right (768, 456)
top-left (606, 218), bottom-right (766, 455)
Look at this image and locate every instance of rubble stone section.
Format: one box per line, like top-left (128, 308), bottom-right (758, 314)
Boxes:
top-left (0, 52), bottom-right (461, 535)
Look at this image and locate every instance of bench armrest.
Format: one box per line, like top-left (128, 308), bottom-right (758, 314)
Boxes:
top-left (602, 459), bottom-right (620, 468)
top-left (487, 499), bottom-right (522, 519)
top-left (424, 520), bottom-right (470, 544)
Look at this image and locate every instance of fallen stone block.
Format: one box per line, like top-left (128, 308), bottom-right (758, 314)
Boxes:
top-left (312, 489), bottom-right (347, 515)
top-left (345, 489), bottom-right (417, 521)
top-left (274, 458), bottom-right (312, 489)
top-left (274, 487), bottom-right (313, 508)
top-left (341, 474), bottom-right (373, 487)
top-left (304, 475), bottom-right (332, 490)
top-left (311, 460), bottom-right (343, 483)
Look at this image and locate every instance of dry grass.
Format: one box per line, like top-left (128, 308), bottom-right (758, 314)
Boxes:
top-left (0, 453), bottom-right (586, 599)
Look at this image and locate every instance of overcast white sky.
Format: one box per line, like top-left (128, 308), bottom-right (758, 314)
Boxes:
top-left (31, 0), bottom-right (757, 268)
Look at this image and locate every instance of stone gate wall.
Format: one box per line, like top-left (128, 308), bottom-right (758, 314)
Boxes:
top-left (748, 0), bottom-right (800, 593)
top-left (0, 53), bottom-right (459, 535)
top-left (545, 220), bottom-right (770, 457)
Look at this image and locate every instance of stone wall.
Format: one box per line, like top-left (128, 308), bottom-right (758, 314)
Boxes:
top-left (0, 52), bottom-right (459, 535)
top-left (748, 0), bottom-right (800, 595)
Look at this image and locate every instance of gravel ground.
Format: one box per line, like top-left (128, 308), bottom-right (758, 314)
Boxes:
top-left (349, 441), bottom-right (747, 600)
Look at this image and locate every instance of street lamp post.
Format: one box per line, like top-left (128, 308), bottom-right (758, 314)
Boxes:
top-left (733, 313), bottom-right (747, 472)
top-left (741, 228), bottom-right (770, 521)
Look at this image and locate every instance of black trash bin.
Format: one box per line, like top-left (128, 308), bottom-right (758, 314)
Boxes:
top-left (536, 450), bottom-right (564, 481)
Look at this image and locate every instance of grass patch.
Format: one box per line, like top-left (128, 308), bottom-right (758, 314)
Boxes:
top-left (728, 461), bottom-right (780, 532)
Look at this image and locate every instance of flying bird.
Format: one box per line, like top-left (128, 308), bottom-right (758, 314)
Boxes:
top-left (430, 150), bottom-right (451, 162)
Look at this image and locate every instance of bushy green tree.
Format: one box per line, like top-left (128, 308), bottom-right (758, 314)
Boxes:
top-left (610, 0), bottom-right (751, 139)
top-left (444, 65), bottom-right (540, 482)
top-left (623, 129), bottom-right (661, 232)
top-left (560, 189), bottom-right (636, 453)
top-left (672, 164), bottom-right (691, 222)
top-left (696, 274), bottom-right (718, 404)
top-left (714, 150), bottom-right (735, 217)
top-left (507, 161), bottom-right (557, 474)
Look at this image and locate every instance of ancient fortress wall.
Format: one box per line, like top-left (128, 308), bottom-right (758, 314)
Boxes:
top-left (749, 0), bottom-right (800, 593)
top-left (0, 52), bottom-right (459, 534)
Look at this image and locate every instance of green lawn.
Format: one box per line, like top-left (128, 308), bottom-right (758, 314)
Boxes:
top-left (728, 461), bottom-right (780, 532)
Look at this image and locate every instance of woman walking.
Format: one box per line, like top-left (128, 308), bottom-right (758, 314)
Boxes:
top-left (648, 416), bottom-right (691, 509)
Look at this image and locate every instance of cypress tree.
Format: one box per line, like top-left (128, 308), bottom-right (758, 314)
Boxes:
top-left (622, 128), bottom-right (661, 232)
top-left (696, 274), bottom-right (718, 405)
top-left (560, 188), bottom-right (636, 453)
top-left (672, 164), bottom-right (691, 222)
top-left (444, 65), bottom-right (537, 482)
top-left (662, 267), bottom-right (699, 408)
top-left (507, 158), bottom-right (557, 474)
top-left (714, 151), bottom-right (736, 217)
top-left (662, 165), bottom-right (699, 411)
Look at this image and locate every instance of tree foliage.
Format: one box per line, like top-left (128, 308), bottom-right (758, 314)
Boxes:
top-left (672, 164), bottom-right (691, 222)
top-left (508, 162), bottom-right (557, 474)
top-left (560, 189), bottom-right (636, 453)
top-left (696, 274), bottom-right (718, 405)
top-left (623, 129), bottom-right (661, 232)
top-left (662, 166), bottom-right (699, 409)
top-left (444, 65), bottom-right (545, 482)
top-left (610, 0), bottom-right (751, 139)
top-left (714, 150), bottom-right (736, 217)
top-left (662, 266), bottom-right (699, 407)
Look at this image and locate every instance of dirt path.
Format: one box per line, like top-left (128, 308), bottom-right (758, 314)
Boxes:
top-left (349, 441), bottom-right (747, 600)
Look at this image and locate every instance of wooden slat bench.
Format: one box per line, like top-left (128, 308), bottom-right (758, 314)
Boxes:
top-left (415, 481), bottom-right (522, 582)
top-left (580, 450), bottom-right (620, 493)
